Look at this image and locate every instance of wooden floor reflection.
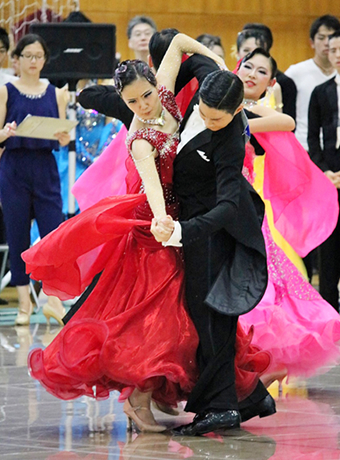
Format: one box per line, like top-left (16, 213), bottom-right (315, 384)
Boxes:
top-left (0, 323), bottom-right (340, 459)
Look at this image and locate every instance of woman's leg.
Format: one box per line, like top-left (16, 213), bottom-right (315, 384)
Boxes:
top-left (15, 285), bottom-right (33, 326)
top-left (123, 388), bottom-right (166, 432)
top-left (0, 152), bottom-right (33, 323)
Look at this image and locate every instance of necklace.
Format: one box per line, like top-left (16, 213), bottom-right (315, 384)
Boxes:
top-left (136, 107), bottom-right (166, 126)
top-left (243, 98), bottom-right (257, 108)
top-left (313, 59), bottom-right (334, 76)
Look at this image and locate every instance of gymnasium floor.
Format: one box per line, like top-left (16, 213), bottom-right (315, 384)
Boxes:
top-left (0, 286), bottom-right (340, 459)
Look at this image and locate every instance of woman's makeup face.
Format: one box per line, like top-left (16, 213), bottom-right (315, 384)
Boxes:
top-left (237, 54), bottom-right (273, 100)
top-left (121, 77), bottom-right (160, 120)
top-left (198, 100), bottom-right (234, 131)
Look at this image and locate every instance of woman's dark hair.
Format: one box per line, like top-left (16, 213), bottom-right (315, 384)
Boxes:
top-left (310, 15), bottom-right (340, 41)
top-left (149, 28), bottom-right (179, 71)
top-left (113, 59), bottom-right (157, 95)
top-left (13, 33), bottom-right (50, 61)
top-left (236, 29), bottom-right (267, 52)
top-left (199, 70), bottom-right (244, 115)
top-left (241, 47), bottom-right (277, 79)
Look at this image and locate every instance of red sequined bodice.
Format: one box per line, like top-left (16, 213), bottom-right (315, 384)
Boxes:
top-left (125, 86), bottom-right (182, 220)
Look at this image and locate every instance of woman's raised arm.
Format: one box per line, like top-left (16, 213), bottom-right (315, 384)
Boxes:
top-left (156, 33), bottom-right (226, 94)
top-left (248, 105), bottom-right (295, 133)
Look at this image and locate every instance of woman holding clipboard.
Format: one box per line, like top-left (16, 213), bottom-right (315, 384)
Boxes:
top-left (0, 34), bottom-right (70, 326)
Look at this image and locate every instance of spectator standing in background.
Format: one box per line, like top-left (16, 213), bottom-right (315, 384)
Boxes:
top-left (196, 33), bottom-right (225, 59)
top-left (308, 30), bottom-right (340, 312)
top-left (127, 15), bottom-right (157, 63)
top-left (0, 28), bottom-right (17, 85)
top-left (286, 15), bottom-right (340, 150)
top-left (0, 34), bottom-right (70, 326)
top-left (286, 14), bottom-right (340, 281)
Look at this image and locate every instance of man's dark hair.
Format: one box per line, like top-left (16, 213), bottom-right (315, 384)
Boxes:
top-left (127, 15), bottom-right (157, 39)
top-left (0, 27), bottom-right (10, 51)
top-left (242, 23), bottom-right (273, 50)
top-left (199, 70), bottom-right (244, 115)
top-left (309, 15), bottom-right (340, 40)
top-left (149, 28), bottom-right (179, 71)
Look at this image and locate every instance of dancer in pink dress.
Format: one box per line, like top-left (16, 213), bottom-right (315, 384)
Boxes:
top-left (236, 48), bottom-right (340, 380)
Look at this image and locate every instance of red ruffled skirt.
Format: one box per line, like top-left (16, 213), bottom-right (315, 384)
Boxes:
top-left (24, 194), bottom-right (269, 404)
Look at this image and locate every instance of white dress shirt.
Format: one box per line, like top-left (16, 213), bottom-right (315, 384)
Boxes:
top-left (163, 105), bottom-right (207, 247)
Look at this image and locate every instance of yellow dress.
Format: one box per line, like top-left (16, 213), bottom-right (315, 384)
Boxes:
top-left (252, 91), bottom-right (307, 277)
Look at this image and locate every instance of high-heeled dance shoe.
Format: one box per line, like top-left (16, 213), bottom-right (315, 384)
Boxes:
top-left (261, 367), bottom-right (288, 396)
top-left (43, 303), bottom-right (66, 326)
top-left (123, 399), bottom-right (167, 433)
top-left (15, 303), bottom-right (33, 326)
top-left (152, 401), bottom-right (180, 416)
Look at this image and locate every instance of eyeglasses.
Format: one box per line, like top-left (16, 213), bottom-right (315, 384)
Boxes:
top-left (20, 53), bottom-right (45, 61)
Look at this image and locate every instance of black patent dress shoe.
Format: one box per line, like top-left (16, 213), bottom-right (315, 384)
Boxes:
top-left (240, 394), bottom-right (276, 423)
top-left (172, 409), bottom-right (241, 436)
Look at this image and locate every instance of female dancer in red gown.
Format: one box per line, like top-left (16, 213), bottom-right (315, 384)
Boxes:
top-left (23, 35), bottom-right (269, 432)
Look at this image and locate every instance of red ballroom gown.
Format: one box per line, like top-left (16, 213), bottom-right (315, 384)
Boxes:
top-left (24, 87), bottom-right (269, 405)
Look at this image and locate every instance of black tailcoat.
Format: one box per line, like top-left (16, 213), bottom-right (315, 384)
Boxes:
top-left (308, 76), bottom-right (340, 172)
top-left (173, 89), bottom-right (268, 413)
top-left (308, 76), bottom-right (340, 311)
top-left (174, 97), bottom-right (268, 317)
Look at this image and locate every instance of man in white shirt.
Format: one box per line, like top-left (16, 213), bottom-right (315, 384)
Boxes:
top-left (286, 15), bottom-right (340, 151)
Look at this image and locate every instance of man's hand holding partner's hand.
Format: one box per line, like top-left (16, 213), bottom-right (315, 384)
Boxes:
top-left (151, 216), bottom-right (175, 242)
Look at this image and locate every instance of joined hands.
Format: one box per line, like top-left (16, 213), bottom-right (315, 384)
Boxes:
top-left (151, 215), bottom-right (175, 243)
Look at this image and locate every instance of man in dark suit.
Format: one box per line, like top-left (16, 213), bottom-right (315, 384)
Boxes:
top-left (308, 30), bottom-right (340, 312)
top-left (152, 65), bottom-right (275, 435)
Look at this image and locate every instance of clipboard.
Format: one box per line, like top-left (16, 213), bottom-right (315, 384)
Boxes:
top-left (15, 115), bottom-right (78, 140)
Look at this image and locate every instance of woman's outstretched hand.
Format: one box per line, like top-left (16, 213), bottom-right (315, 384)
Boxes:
top-left (151, 215), bottom-right (175, 242)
